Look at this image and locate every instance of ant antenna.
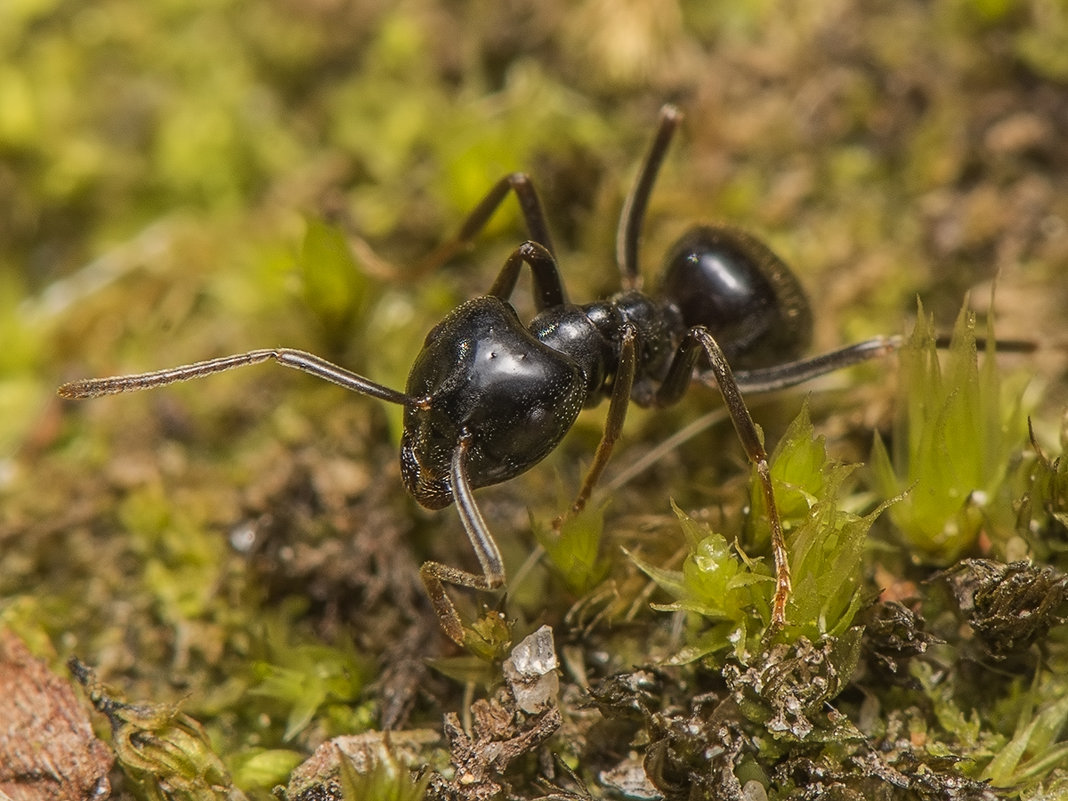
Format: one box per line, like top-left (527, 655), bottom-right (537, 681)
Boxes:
top-left (57, 349), bottom-right (413, 406)
top-left (617, 104), bottom-right (683, 291)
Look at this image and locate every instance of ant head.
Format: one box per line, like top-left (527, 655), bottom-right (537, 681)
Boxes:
top-left (400, 297), bottom-right (586, 509)
top-left (658, 225), bottom-right (813, 369)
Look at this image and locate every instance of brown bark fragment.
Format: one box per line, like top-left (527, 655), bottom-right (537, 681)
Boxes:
top-left (0, 630), bottom-right (113, 801)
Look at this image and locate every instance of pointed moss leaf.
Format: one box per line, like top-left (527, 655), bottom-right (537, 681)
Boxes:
top-left (251, 637), bottom-right (369, 741)
top-left (874, 298), bottom-right (1030, 563)
top-left (630, 508), bottom-right (768, 660)
top-left (788, 486), bottom-right (890, 637)
top-left (230, 748), bottom-right (304, 792)
top-left (533, 503), bottom-right (609, 596)
top-left (634, 527), bottom-right (751, 617)
top-left (670, 499), bottom-right (714, 551)
top-left (649, 599), bottom-right (733, 619)
top-left (748, 400), bottom-right (836, 551)
top-left (760, 404), bottom-right (829, 520)
top-left (254, 664), bottom-right (324, 740)
top-left (638, 403), bottom-right (882, 658)
top-left (984, 687), bottom-right (1068, 786)
top-left (830, 624), bottom-right (864, 690)
top-left (337, 745), bottom-right (431, 801)
top-left (664, 621), bottom-right (749, 665)
top-left (870, 432), bottom-right (898, 504)
top-left (628, 548), bottom-right (688, 600)
top-left (1022, 427), bottom-right (1068, 554)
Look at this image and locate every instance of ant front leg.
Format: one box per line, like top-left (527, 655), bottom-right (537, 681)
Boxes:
top-left (656, 327), bottom-right (792, 629)
top-left (420, 433), bottom-right (506, 646)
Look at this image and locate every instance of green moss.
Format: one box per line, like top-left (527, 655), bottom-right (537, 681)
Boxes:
top-left (533, 501), bottom-right (611, 598)
top-left (984, 675), bottom-right (1068, 787)
top-left (338, 757), bottom-right (430, 801)
top-left (872, 299), bottom-right (1030, 563)
top-left (71, 659), bottom-right (239, 801)
top-left (634, 402), bottom-right (887, 666)
top-left (1018, 419), bottom-right (1068, 562)
top-left (250, 629), bottom-right (373, 742)
top-left (230, 749), bottom-right (305, 795)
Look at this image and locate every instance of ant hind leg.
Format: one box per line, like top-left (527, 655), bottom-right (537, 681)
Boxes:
top-left (655, 326), bottom-right (792, 629)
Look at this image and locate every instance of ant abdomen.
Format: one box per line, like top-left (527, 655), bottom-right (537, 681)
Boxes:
top-left (659, 225), bottom-right (813, 369)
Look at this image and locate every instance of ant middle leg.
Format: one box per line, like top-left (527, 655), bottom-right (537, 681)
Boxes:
top-left (656, 326), bottom-right (792, 628)
top-left (345, 172), bottom-right (556, 281)
top-left (413, 173), bottom-right (557, 277)
top-left (553, 323), bottom-right (639, 529)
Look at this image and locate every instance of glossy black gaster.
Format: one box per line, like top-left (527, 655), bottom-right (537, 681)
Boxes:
top-left (59, 106), bottom-right (912, 645)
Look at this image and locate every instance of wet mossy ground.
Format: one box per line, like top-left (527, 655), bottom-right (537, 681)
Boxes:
top-left (2, 2), bottom-right (1068, 799)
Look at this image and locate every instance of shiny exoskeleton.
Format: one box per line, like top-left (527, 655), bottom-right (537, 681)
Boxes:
top-left (58, 106), bottom-right (903, 645)
top-left (400, 227), bottom-right (814, 508)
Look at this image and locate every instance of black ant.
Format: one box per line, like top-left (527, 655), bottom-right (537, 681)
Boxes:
top-left (59, 105), bottom-right (914, 645)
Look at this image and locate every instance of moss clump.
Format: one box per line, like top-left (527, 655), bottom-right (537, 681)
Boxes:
top-left (872, 299), bottom-right (1030, 564)
top-left (633, 402), bottom-right (887, 666)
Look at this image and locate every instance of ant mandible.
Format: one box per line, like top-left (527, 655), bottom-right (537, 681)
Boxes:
top-left (59, 105), bottom-right (904, 645)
